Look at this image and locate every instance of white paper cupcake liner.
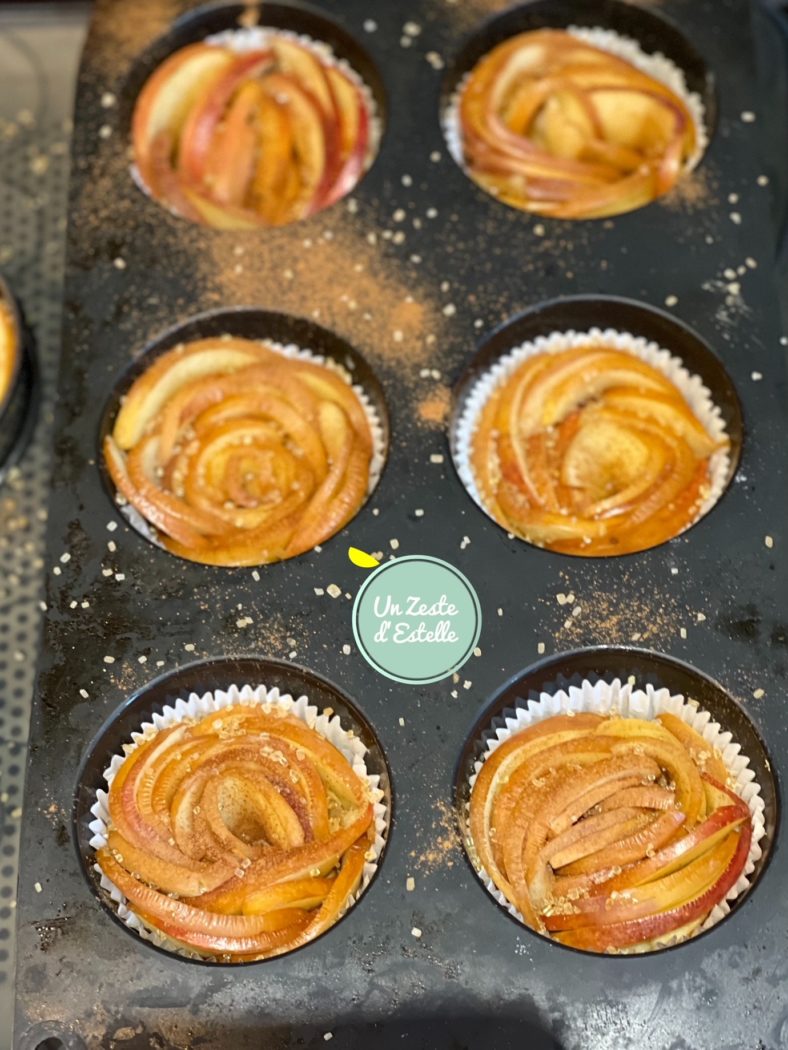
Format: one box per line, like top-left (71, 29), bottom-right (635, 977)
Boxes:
top-left (465, 678), bottom-right (766, 953)
top-left (454, 326), bottom-right (730, 545)
top-left (443, 25), bottom-right (707, 175)
top-left (88, 682), bottom-right (389, 961)
top-left (131, 26), bottom-right (380, 199)
top-left (114, 335), bottom-right (386, 550)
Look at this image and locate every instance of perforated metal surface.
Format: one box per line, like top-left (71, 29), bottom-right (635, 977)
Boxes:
top-left (0, 6), bottom-right (88, 1049)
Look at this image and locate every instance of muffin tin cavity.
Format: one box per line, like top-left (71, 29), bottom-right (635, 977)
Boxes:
top-left (122, 1), bottom-right (387, 227)
top-left (454, 646), bottom-right (778, 956)
top-left (72, 656), bottom-right (393, 966)
top-left (449, 295), bottom-right (743, 558)
top-left (440, 0), bottom-right (716, 220)
top-left (98, 307), bottom-right (389, 565)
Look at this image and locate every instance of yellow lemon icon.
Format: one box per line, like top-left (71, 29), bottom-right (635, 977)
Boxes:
top-left (348, 547), bottom-right (380, 569)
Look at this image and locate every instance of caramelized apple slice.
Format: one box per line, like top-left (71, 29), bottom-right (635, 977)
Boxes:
top-left (552, 809), bottom-right (686, 878)
top-left (542, 808), bottom-right (656, 869)
top-left (323, 65), bottom-right (370, 207)
top-left (545, 826), bottom-right (739, 932)
top-left (602, 804), bottom-right (748, 892)
top-left (203, 80), bottom-right (266, 207)
top-left (242, 876), bottom-right (332, 916)
top-left (272, 37), bottom-right (336, 117)
top-left (553, 818), bottom-right (751, 949)
top-left (132, 44), bottom-right (234, 183)
top-left (113, 340), bottom-right (274, 450)
top-left (262, 73), bottom-right (330, 217)
top-left (658, 713), bottom-right (730, 785)
top-left (177, 50), bottom-right (272, 184)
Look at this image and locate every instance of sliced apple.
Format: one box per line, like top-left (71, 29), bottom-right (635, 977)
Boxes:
top-left (261, 72), bottom-right (332, 216)
top-left (177, 50), bottom-right (272, 184)
top-left (545, 826), bottom-right (739, 932)
top-left (553, 817), bottom-right (751, 950)
top-left (658, 713), bottom-right (730, 784)
top-left (203, 79), bottom-right (265, 207)
top-left (322, 65), bottom-right (370, 207)
top-left (272, 37), bottom-right (336, 117)
top-left (133, 44), bottom-right (234, 183)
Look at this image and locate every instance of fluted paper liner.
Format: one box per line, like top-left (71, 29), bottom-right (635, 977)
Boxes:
top-left (444, 25), bottom-right (707, 176)
top-left (114, 337), bottom-right (387, 548)
top-left (88, 683), bottom-right (389, 961)
top-left (453, 327), bottom-right (730, 546)
top-left (465, 678), bottom-right (766, 953)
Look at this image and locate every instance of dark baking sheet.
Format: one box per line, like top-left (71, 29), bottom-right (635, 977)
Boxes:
top-left (13, 0), bottom-right (788, 1048)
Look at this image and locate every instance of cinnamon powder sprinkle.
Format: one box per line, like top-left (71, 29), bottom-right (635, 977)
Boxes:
top-left (410, 799), bottom-right (462, 873)
top-left (417, 385), bottom-right (451, 427)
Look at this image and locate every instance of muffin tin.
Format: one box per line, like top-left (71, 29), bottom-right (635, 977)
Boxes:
top-left (13, 0), bottom-right (788, 1048)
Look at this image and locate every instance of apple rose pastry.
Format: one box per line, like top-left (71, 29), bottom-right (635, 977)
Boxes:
top-left (95, 703), bottom-right (376, 961)
top-left (455, 29), bottom-right (700, 219)
top-left (104, 337), bottom-right (376, 565)
top-left (469, 712), bottom-right (754, 952)
top-left (0, 296), bottom-right (17, 410)
top-left (468, 343), bottom-right (727, 555)
top-left (132, 32), bottom-right (374, 227)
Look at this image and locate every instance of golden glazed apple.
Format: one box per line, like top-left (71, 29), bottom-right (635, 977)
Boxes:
top-left (457, 30), bottom-right (699, 219)
top-left (468, 711), bottom-right (752, 952)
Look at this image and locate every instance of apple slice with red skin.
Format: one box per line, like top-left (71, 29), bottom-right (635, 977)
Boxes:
top-left (267, 40), bottom-right (345, 202)
top-left (321, 65), bottom-right (370, 207)
top-left (504, 754), bottom-right (662, 918)
top-left (552, 816), bottom-right (751, 950)
top-left (267, 72), bottom-right (342, 217)
top-left (99, 847), bottom-right (310, 954)
top-left (133, 44), bottom-right (234, 185)
top-left (545, 825), bottom-right (739, 932)
top-left (176, 50), bottom-right (272, 185)
top-left (272, 37), bottom-right (336, 118)
top-left (141, 910), bottom-right (311, 957)
top-left (702, 773), bottom-right (750, 816)
top-left (599, 804), bottom-right (748, 893)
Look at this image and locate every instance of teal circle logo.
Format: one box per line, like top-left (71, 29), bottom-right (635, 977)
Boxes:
top-left (351, 555), bottom-right (482, 684)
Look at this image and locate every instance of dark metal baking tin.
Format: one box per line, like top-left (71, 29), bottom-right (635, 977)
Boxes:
top-left (13, 0), bottom-right (788, 1048)
top-left (0, 275), bottom-right (39, 482)
top-left (72, 655), bottom-right (393, 967)
top-left (454, 646), bottom-right (779, 956)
